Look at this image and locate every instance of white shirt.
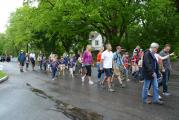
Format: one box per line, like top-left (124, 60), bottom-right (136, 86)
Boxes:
top-left (30, 53), bottom-right (36, 59)
top-left (154, 53), bottom-right (169, 62)
top-left (101, 50), bottom-right (113, 69)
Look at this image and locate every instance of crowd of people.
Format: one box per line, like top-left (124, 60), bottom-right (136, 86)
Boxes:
top-left (18, 42), bottom-right (175, 105)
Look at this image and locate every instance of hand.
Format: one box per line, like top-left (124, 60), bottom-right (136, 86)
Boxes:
top-left (123, 64), bottom-right (126, 69)
top-left (152, 73), bottom-right (157, 78)
top-left (100, 67), bottom-right (103, 70)
top-left (170, 52), bottom-right (174, 56)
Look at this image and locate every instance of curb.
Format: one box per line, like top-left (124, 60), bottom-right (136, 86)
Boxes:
top-left (0, 75), bottom-right (8, 83)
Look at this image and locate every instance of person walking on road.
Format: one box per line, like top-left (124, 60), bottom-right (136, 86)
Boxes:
top-left (25, 53), bottom-right (30, 71)
top-left (96, 47), bottom-right (104, 82)
top-left (142, 42), bottom-right (164, 105)
top-left (18, 50), bottom-right (26, 72)
top-left (58, 56), bottom-right (66, 76)
top-left (69, 57), bottom-right (76, 78)
top-left (113, 46), bottom-right (126, 88)
top-left (81, 45), bottom-right (94, 85)
top-left (30, 52), bottom-right (36, 71)
top-left (50, 55), bottom-right (59, 80)
top-left (101, 43), bottom-right (114, 92)
top-left (159, 44), bottom-right (174, 96)
top-left (122, 52), bottom-right (130, 82)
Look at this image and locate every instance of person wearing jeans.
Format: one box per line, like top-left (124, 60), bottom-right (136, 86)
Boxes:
top-left (142, 42), bottom-right (164, 105)
top-left (50, 55), bottom-right (58, 80)
top-left (159, 44), bottom-right (173, 96)
top-left (18, 50), bottom-right (26, 72)
top-left (142, 77), bottom-right (159, 103)
top-left (96, 47), bottom-right (104, 82)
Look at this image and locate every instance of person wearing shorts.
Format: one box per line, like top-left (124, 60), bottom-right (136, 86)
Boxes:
top-left (104, 68), bottom-right (113, 77)
top-left (101, 43), bottom-right (114, 92)
top-left (58, 57), bottom-right (66, 76)
top-left (81, 45), bottom-right (94, 85)
top-left (113, 46), bottom-right (126, 88)
top-left (30, 52), bottom-right (36, 71)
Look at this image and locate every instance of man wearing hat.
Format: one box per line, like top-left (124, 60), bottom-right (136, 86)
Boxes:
top-left (18, 50), bottom-right (26, 72)
top-left (142, 42), bottom-right (164, 105)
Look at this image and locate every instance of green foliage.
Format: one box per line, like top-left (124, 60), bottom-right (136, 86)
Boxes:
top-left (0, 0), bottom-right (178, 56)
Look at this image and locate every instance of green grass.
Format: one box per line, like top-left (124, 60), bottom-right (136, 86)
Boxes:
top-left (0, 71), bottom-right (7, 79)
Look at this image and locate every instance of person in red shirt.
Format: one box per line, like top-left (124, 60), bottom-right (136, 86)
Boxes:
top-left (131, 51), bottom-right (139, 75)
top-left (96, 47), bottom-right (104, 82)
top-left (122, 52), bottom-right (130, 81)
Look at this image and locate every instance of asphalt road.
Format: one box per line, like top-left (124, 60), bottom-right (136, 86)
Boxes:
top-left (0, 61), bottom-right (179, 120)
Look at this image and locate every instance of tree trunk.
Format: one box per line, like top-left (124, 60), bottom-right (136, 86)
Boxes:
top-left (177, 0), bottom-right (179, 12)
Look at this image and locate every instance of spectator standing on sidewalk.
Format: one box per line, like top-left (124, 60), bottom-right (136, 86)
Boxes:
top-left (18, 50), bottom-right (26, 72)
top-left (81, 45), bottom-right (94, 85)
top-left (142, 42), bottom-right (164, 105)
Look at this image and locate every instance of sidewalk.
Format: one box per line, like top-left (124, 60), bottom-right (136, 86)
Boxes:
top-left (0, 64), bottom-right (8, 83)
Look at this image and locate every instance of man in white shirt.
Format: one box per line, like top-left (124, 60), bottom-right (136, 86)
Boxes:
top-left (29, 52), bottom-right (36, 71)
top-left (101, 43), bottom-right (114, 92)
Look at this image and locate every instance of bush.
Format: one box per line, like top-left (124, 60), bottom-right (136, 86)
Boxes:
top-left (0, 71), bottom-right (7, 78)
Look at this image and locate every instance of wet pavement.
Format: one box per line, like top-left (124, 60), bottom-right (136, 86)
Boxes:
top-left (0, 61), bottom-right (179, 120)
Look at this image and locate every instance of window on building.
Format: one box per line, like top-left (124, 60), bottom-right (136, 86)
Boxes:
top-left (95, 40), bottom-right (99, 46)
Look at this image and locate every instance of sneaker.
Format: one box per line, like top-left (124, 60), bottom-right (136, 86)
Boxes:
top-left (127, 79), bottom-right (130, 82)
top-left (158, 95), bottom-right (162, 100)
top-left (81, 76), bottom-right (85, 82)
top-left (143, 100), bottom-right (152, 104)
top-left (148, 92), bottom-right (152, 97)
top-left (89, 80), bottom-right (94, 85)
top-left (108, 88), bottom-right (115, 92)
top-left (163, 92), bottom-right (171, 96)
top-left (120, 84), bottom-right (126, 88)
top-left (153, 100), bottom-right (164, 105)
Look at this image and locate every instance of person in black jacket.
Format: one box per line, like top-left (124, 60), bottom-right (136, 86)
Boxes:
top-left (18, 50), bottom-right (26, 72)
top-left (142, 43), bottom-right (164, 105)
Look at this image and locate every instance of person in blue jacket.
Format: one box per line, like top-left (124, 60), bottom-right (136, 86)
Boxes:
top-left (18, 50), bottom-right (26, 72)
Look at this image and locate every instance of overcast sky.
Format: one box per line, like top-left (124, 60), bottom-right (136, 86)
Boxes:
top-left (0, 0), bottom-right (23, 33)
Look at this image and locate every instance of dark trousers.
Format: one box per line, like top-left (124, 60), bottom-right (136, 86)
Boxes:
top-left (51, 67), bottom-right (57, 79)
top-left (44, 64), bottom-right (47, 71)
top-left (26, 63), bottom-right (29, 69)
top-left (159, 69), bottom-right (170, 93)
top-left (39, 61), bottom-right (43, 70)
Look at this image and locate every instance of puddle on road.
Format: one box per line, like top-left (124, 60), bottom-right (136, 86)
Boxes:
top-left (26, 83), bottom-right (104, 120)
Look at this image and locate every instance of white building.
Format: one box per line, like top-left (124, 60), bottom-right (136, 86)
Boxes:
top-left (89, 31), bottom-right (104, 51)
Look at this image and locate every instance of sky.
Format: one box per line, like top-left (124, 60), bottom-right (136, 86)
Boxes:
top-left (0, 0), bottom-right (23, 33)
